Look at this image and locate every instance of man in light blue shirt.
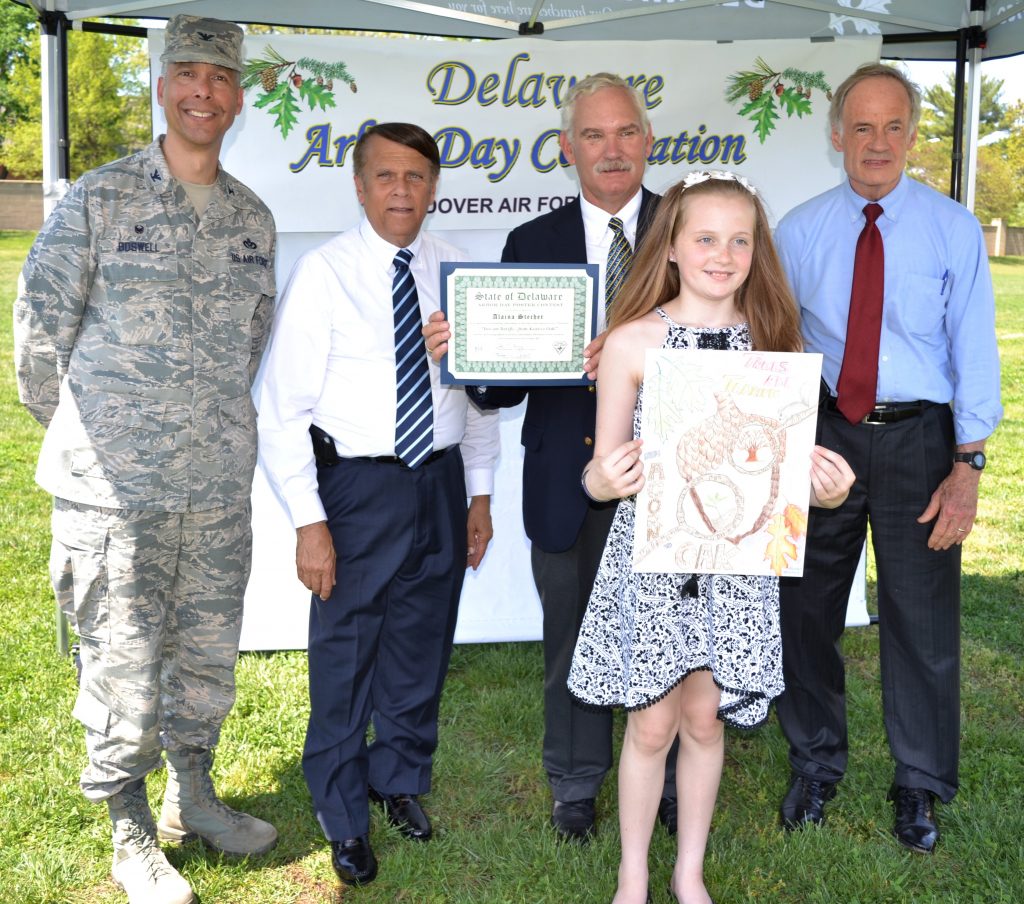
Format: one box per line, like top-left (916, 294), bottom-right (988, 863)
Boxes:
top-left (773, 63), bottom-right (1002, 854)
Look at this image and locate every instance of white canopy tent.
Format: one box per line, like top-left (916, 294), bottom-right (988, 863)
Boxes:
top-left (9, 0), bottom-right (1021, 652)
top-left (9, 0), bottom-right (1024, 216)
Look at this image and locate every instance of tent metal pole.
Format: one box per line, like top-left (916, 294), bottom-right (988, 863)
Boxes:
top-left (951, 28), bottom-right (968, 202)
top-left (963, 1), bottom-right (988, 213)
top-left (39, 11), bottom-right (72, 219)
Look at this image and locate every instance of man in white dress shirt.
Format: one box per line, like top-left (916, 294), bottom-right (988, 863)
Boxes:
top-left (257, 122), bottom-right (498, 888)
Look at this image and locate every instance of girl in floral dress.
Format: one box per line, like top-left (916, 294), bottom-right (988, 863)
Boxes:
top-left (570, 171), bottom-right (855, 904)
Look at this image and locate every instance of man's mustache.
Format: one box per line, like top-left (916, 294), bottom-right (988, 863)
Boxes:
top-left (594, 159), bottom-right (634, 174)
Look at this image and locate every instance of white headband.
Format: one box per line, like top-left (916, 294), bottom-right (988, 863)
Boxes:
top-left (681, 170), bottom-right (757, 196)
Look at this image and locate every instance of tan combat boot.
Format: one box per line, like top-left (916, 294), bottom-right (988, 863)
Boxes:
top-left (157, 747), bottom-right (278, 856)
top-left (109, 779), bottom-right (195, 904)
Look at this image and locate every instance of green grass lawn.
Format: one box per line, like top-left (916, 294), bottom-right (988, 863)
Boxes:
top-left (1, 229), bottom-right (1021, 903)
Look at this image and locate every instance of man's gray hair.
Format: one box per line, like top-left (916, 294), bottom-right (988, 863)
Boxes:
top-left (829, 63), bottom-right (922, 133)
top-left (559, 73), bottom-right (650, 140)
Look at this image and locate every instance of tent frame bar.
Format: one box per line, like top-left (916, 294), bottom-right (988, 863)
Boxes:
top-left (39, 11), bottom-right (70, 183)
top-left (36, 13), bottom-right (983, 238)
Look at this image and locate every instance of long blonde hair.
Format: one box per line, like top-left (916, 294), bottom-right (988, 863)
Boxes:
top-left (609, 173), bottom-right (802, 353)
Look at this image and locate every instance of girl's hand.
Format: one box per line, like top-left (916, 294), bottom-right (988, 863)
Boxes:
top-left (809, 445), bottom-right (855, 509)
top-left (583, 439), bottom-right (645, 502)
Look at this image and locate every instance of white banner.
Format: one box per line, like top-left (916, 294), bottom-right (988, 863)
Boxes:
top-left (149, 33), bottom-right (881, 233)
top-left (147, 32), bottom-right (877, 649)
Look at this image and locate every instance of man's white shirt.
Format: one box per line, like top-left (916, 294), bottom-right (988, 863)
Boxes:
top-left (257, 217), bottom-right (498, 529)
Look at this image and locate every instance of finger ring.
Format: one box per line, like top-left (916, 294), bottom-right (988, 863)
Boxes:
top-left (957, 527), bottom-right (967, 532)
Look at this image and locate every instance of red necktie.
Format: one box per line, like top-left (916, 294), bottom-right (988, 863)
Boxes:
top-left (836, 202), bottom-right (884, 424)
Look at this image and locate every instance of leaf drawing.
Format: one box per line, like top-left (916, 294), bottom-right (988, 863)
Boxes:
top-left (783, 503), bottom-right (808, 539)
top-left (243, 45), bottom-right (357, 139)
top-left (764, 513), bottom-right (799, 576)
top-left (725, 58), bottom-right (831, 144)
top-left (254, 83), bottom-right (301, 138)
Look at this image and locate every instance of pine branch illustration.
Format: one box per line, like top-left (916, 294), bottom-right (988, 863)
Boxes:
top-left (297, 57), bottom-right (356, 86)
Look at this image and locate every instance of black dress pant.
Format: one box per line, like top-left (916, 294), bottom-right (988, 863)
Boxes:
top-left (777, 403), bottom-right (961, 802)
top-left (303, 448), bottom-right (467, 840)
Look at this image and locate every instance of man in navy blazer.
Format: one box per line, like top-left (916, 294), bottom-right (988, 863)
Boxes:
top-left (426, 73), bottom-right (675, 841)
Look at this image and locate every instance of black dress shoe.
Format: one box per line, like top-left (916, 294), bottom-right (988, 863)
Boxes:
top-left (657, 795), bottom-right (678, 835)
top-left (779, 774), bottom-right (837, 829)
top-left (330, 835), bottom-right (378, 886)
top-left (888, 785), bottom-right (939, 853)
top-left (369, 787), bottom-right (433, 841)
top-left (551, 797), bottom-right (596, 842)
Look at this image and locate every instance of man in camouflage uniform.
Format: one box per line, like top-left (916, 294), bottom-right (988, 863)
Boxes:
top-left (14, 15), bottom-right (277, 904)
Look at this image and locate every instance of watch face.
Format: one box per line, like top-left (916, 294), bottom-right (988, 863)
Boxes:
top-left (957, 451), bottom-right (986, 470)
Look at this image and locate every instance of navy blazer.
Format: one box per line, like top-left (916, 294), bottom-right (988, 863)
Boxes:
top-left (471, 188), bottom-right (660, 553)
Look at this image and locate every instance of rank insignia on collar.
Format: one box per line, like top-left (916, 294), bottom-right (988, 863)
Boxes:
top-left (150, 169), bottom-right (162, 182)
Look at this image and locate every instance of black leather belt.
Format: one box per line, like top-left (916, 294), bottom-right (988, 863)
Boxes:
top-left (354, 447), bottom-right (450, 468)
top-left (824, 396), bottom-right (934, 425)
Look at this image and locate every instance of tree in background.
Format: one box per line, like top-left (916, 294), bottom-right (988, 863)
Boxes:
top-left (916, 73), bottom-right (1023, 226)
top-left (0, 20), bottom-right (150, 180)
top-left (907, 71), bottom-right (1023, 225)
top-left (916, 72), bottom-right (1009, 143)
top-left (1003, 100), bottom-right (1024, 225)
top-left (0, 3), bottom-right (37, 176)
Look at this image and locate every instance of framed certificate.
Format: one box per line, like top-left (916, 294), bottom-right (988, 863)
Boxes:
top-left (439, 262), bottom-right (600, 385)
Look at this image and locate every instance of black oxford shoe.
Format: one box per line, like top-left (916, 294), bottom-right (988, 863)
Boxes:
top-left (779, 774), bottom-right (837, 829)
top-left (330, 835), bottom-right (378, 886)
top-left (888, 785), bottom-right (939, 853)
top-left (551, 797), bottom-right (596, 843)
top-left (370, 788), bottom-right (433, 841)
top-left (657, 795), bottom-right (678, 835)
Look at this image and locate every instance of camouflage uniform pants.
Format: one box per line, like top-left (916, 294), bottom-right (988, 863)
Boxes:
top-left (50, 498), bottom-right (252, 801)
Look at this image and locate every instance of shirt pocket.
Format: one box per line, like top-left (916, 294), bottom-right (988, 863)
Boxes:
top-left (70, 391), bottom-right (173, 479)
top-left (98, 229), bottom-right (183, 346)
top-left (888, 271), bottom-right (947, 343)
top-left (213, 261), bottom-right (274, 350)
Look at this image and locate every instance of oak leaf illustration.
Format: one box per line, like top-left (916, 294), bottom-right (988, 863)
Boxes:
top-left (764, 513), bottom-right (799, 576)
top-left (783, 503), bottom-right (808, 539)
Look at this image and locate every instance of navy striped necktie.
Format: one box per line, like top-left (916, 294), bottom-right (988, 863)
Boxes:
top-left (392, 248), bottom-right (434, 468)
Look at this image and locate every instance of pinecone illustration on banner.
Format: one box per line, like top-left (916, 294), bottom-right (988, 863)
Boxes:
top-left (725, 58), bottom-right (832, 144)
top-left (243, 46), bottom-right (359, 139)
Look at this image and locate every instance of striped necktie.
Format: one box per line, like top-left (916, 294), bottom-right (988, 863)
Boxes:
top-left (392, 248), bottom-right (434, 468)
top-left (606, 216), bottom-right (633, 311)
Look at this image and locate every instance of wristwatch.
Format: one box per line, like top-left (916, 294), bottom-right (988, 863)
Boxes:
top-left (953, 451), bottom-right (986, 471)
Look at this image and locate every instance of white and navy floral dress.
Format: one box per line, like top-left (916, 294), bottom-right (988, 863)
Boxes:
top-left (567, 308), bottom-right (783, 728)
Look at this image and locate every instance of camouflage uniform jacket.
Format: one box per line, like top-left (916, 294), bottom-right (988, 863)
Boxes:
top-left (14, 138), bottom-right (276, 512)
